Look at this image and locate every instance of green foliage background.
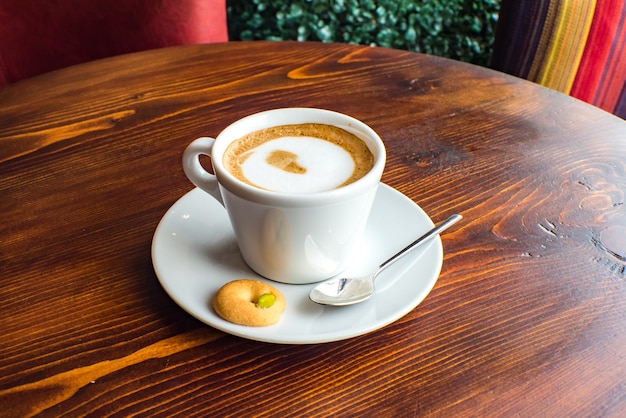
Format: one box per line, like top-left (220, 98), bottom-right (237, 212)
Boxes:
top-left (226, 0), bottom-right (501, 66)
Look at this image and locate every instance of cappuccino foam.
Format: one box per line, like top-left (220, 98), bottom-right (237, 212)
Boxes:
top-left (224, 124), bottom-right (374, 193)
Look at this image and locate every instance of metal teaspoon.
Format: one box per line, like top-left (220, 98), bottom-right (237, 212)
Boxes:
top-left (309, 214), bottom-right (462, 306)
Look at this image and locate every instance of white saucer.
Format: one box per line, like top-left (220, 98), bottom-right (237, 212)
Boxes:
top-left (151, 184), bottom-right (442, 344)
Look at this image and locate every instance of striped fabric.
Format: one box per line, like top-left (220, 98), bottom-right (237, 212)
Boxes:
top-left (491, 0), bottom-right (626, 119)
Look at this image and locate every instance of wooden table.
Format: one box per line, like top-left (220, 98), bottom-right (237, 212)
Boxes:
top-left (2, 41), bottom-right (625, 417)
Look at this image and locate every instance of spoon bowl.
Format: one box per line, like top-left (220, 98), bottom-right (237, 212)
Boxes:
top-left (309, 214), bottom-right (462, 306)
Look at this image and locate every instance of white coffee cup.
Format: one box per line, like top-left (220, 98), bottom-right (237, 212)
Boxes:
top-left (182, 108), bottom-right (386, 284)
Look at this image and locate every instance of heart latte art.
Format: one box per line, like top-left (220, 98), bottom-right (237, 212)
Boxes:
top-left (223, 124), bottom-right (374, 193)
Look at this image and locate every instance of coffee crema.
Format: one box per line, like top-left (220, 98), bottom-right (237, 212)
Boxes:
top-left (223, 123), bottom-right (374, 193)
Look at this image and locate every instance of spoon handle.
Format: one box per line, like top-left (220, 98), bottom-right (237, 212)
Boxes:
top-left (377, 214), bottom-right (462, 275)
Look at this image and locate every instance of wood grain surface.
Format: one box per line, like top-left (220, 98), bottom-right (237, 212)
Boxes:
top-left (1, 41), bottom-right (625, 417)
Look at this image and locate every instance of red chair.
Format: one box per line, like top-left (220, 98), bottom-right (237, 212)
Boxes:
top-left (491, 0), bottom-right (626, 119)
top-left (0, 0), bottom-right (228, 86)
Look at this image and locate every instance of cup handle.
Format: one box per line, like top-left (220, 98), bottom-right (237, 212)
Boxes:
top-left (182, 137), bottom-right (224, 205)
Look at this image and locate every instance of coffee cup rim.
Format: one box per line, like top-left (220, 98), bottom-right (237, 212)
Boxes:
top-left (210, 108), bottom-right (386, 206)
